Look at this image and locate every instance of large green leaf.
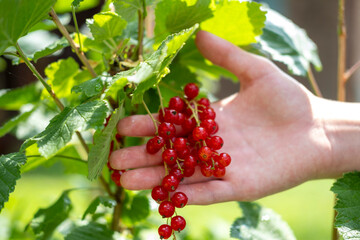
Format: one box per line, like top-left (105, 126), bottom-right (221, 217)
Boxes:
top-left (113, 0), bottom-right (145, 22)
top-left (82, 196), bottom-right (116, 220)
top-left (87, 12), bottom-right (127, 41)
top-left (0, 83), bottom-right (41, 111)
top-left (201, 1), bottom-right (266, 46)
top-left (257, 8), bottom-right (322, 76)
top-left (0, 153), bottom-right (26, 212)
top-left (21, 100), bottom-right (109, 158)
top-left (0, 0), bottom-right (56, 55)
top-left (29, 190), bottom-right (73, 240)
top-left (88, 107), bottom-right (123, 180)
top-left (121, 192), bottom-right (150, 224)
top-left (230, 202), bottom-right (296, 240)
top-left (331, 172), bottom-right (360, 240)
top-left (32, 37), bottom-right (69, 63)
top-left (0, 107), bottom-right (35, 138)
top-left (65, 222), bottom-right (114, 240)
top-left (155, 0), bottom-right (212, 42)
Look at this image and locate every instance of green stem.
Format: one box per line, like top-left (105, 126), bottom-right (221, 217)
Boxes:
top-left (142, 100), bottom-right (158, 133)
top-left (72, 7), bottom-right (83, 53)
top-left (15, 43), bottom-right (64, 111)
top-left (26, 155), bottom-right (86, 163)
top-left (156, 85), bottom-right (165, 116)
top-left (137, 9), bottom-right (144, 61)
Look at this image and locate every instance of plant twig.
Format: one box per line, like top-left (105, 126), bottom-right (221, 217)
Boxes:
top-left (15, 43), bottom-right (65, 111)
top-left (111, 186), bottom-right (124, 231)
top-left (307, 67), bottom-right (323, 97)
top-left (49, 8), bottom-right (97, 78)
top-left (137, 9), bottom-right (144, 61)
top-left (344, 59), bottom-right (360, 81)
top-left (337, 0), bottom-right (346, 102)
top-left (100, 175), bottom-right (115, 198)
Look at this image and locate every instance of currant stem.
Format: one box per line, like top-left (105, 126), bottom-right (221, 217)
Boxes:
top-left (185, 100), bottom-right (200, 125)
top-left (157, 85), bottom-right (165, 116)
top-left (307, 67), bottom-right (323, 97)
top-left (71, 7), bottom-right (83, 53)
top-left (142, 100), bottom-right (158, 133)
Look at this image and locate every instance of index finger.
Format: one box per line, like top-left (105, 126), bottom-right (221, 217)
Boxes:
top-left (117, 114), bottom-right (156, 137)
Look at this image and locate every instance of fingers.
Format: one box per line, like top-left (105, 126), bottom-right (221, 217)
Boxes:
top-left (117, 114), bottom-right (156, 137)
top-left (195, 30), bottom-right (277, 84)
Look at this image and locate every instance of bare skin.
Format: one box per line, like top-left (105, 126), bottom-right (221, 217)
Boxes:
top-left (110, 31), bottom-right (360, 205)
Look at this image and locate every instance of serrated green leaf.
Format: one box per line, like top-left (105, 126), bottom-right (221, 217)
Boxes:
top-left (331, 172), bottom-right (360, 240)
top-left (65, 222), bottom-right (114, 240)
top-left (0, 83), bottom-right (41, 111)
top-left (128, 195), bottom-right (150, 223)
top-left (88, 107), bottom-right (123, 180)
top-left (155, 0), bottom-right (212, 42)
top-left (33, 37), bottom-right (69, 63)
top-left (201, 1), bottom-right (266, 46)
top-left (0, 108), bottom-right (35, 138)
top-left (82, 196), bottom-right (116, 220)
top-left (21, 100), bottom-right (109, 158)
top-left (72, 75), bottom-right (111, 98)
top-left (87, 12), bottom-right (127, 41)
top-left (29, 190), bottom-right (73, 240)
top-left (113, 0), bottom-right (144, 22)
top-left (44, 57), bottom-right (80, 100)
top-left (257, 8), bottom-right (322, 76)
top-left (0, 0), bottom-right (56, 55)
top-left (0, 153), bottom-right (26, 212)
top-left (230, 202), bottom-right (296, 240)
top-left (72, 0), bottom-right (84, 8)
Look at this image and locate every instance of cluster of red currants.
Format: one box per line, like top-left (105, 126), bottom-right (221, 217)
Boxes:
top-left (146, 83), bottom-right (231, 239)
top-left (106, 129), bottom-right (126, 186)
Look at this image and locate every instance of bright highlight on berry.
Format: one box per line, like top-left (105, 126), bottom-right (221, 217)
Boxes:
top-left (145, 83), bottom-right (232, 239)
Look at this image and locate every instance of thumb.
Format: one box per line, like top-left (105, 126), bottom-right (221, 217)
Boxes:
top-left (195, 30), bottom-right (278, 84)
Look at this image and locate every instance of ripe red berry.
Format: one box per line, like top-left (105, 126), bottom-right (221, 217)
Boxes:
top-left (170, 167), bottom-right (184, 181)
top-left (197, 98), bottom-right (210, 108)
top-left (198, 146), bottom-right (213, 162)
top-left (173, 137), bottom-right (187, 151)
top-left (213, 165), bottom-right (226, 178)
top-left (182, 117), bottom-right (196, 133)
top-left (171, 215), bottom-right (186, 232)
top-left (164, 109), bottom-right (179, 123)
top-left (111, 170), bottom-right (125, 186)
top-left (206, 136), bottom-right (224, 150)
top-left (162, 149), bottom-right (177, 166)
top-left (159, 200), bottom-right (175, 218)
top-left (199, 107), bottom-right (216, 120)
top-left (146, 136), bottom-right (165, 154)
top-left (192, 126), bottom-right (208, 141)
top-left (200, 164), bottom-right (214, 177)
top-left (184, 155), bottom-right (197, 168)
top-left (174, 112), bottom-right (185, 125)
top-left (158, 122), bottom-right (176, 139)
top-left (151, 185), bottom-right (168, 202)
top-left (171, 192), bottom-right (188, 208)
top-left (162, 174), bottom-right (180, 192)
top-left (176, 147), bottom-right (190, 159)
top-left (183, 166), bottom-right (195, 177)
top-left (169, 96), bottom-right (185, 112)
top-left (216, 153), bottom-right (231, 167)
top-left (200, 119), bottom-right (218, 135)
top-left (184, 83), bottom-right (199, 100)
top-left (158, 224), bottom-right (172, 239)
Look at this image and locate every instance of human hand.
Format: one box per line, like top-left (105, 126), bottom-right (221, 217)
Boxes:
top-left (109, 31), bottom-right (337, 205)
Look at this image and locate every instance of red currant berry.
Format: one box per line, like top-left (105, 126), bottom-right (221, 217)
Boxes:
top-left (159, 200), bottom-right (175, 218)
top-left (184, 155), bottom-right (197, 168)
top-left (200, 119), bottom-right (218, 135)
top-left (111, 170), bottom-right (125, 186)
top-left (169, 96), bottom-right (185, 112)
top-left (197, 97), bottom-right (210, 108)
top-left (205, 136), bottom-right (224, 150)
top-left (158, 224), bottom-right (172, 239)
top-left (173, 137), bottom-right (187, 151)
top-left (183, 166), bottom-right (195, 177)
top-left (177, 147), bottom-right (190, 159)
top-left (146, 136), bottom-right (165, 154)
top-left (200, 164), bottom-right (214, 177)
top-left (158, 122), bottom-right (176, 140)
top-left (192, 126), bottom-right (208, 141)
top-left (174, 112), bottom-right (185, 125)
top-left (184, 102), bottom-right (195, 116)
top-left (158, 108), bottom-right (169, 122)
top-left (170, 167), bottom-right (184, 181)
top-left (162, 149), bottom-right (177, 166)
top-left (171, 215), bottom-right (186, 232)
top-left (199, 107), bottom-right (216, 120)
top-left (151, 186), bottom-right (168, 202)
top-left (182, 117), bottom-right (197, 133)
top-left (217, 153), bottom-right (231, 167)
top-left (184, 83), bottom-right (199, 100)
top-left (171, 192), bottom-right (188, 208)
top-left (213, 165), bottom-right (226, 178)
top-left (162, 174), bottom-right (180, 192)
top-left (164, 109), bottom-right (178, 123)
top-left (198, 146), bottom-right (213, 162)
top-left (115, 133), bottom-right (122, 143)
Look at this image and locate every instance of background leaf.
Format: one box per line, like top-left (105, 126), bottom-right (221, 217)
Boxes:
top-left (0, 108), bottom-right (35, 138)
top-left (65, 222), bottom-right (114, 240)
top-left (0, 0), bottom-right (56, 55)
top-left (0, 83), bottom-right (41, 111)
top-left (87, 12), bottom-right (127, 41)
top-left (331, 172), bottom-right (360, 240)
top-left (113, 0), bottom-right (145, 22)
top-left (33, 37), bottom-right (69, 63)
top-left (230, 202), bottom-right (296, 240)
top-left (256, 8), bottom-right (322, 76)
top-left (0, 153), bottom-right (26, 212)
top-left (201, 1), bottom-right (266, 46)
top-left (82, 196), bottom-right (116, 220)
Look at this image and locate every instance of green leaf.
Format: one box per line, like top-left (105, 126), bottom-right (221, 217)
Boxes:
top-left (29, 190), bottom-right (73, 240)
top-left (0, 107), bottom-right (35, 138)
top-left (44, 57), bottom-right (80, 100)
top-left (87, 12), bottom-right (127, 41)
top-left (230, 202), bottom-right (296, 240)
top-left (82, 196), bottom-right (116, 220)
top-left (257, 8), bottom-right (322, 76)
top-left (0, 153), bottom-right (26, 212)
top-left (72, 0), bottom-right (84, 8)
top-left (113, 0), bottom-right (144, 22)
top-left (65, 222), bottom-right (114, 240)
top-left (21, 100), bottom-right (109, 158)
top-left (72, 75), bottom-right (111, 98)
top-left (33, 37), bottom-right (69, 63)
top-left (0, 83), bottom-right (41, 110)
top-left (201, 1), bottom-right (266, 46)
top-left (155, 0), bottom-right (212, 42)
top-left (0, 0), bottom-right (56, 55)
top-left (128, 194), bottom-right (150, 223)
top-left (88, 107), bottom-right (123, 180)
top-left (331, 172), bottom-right (360, 240)
top-left (106, 25), bottom-right (198, 104)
